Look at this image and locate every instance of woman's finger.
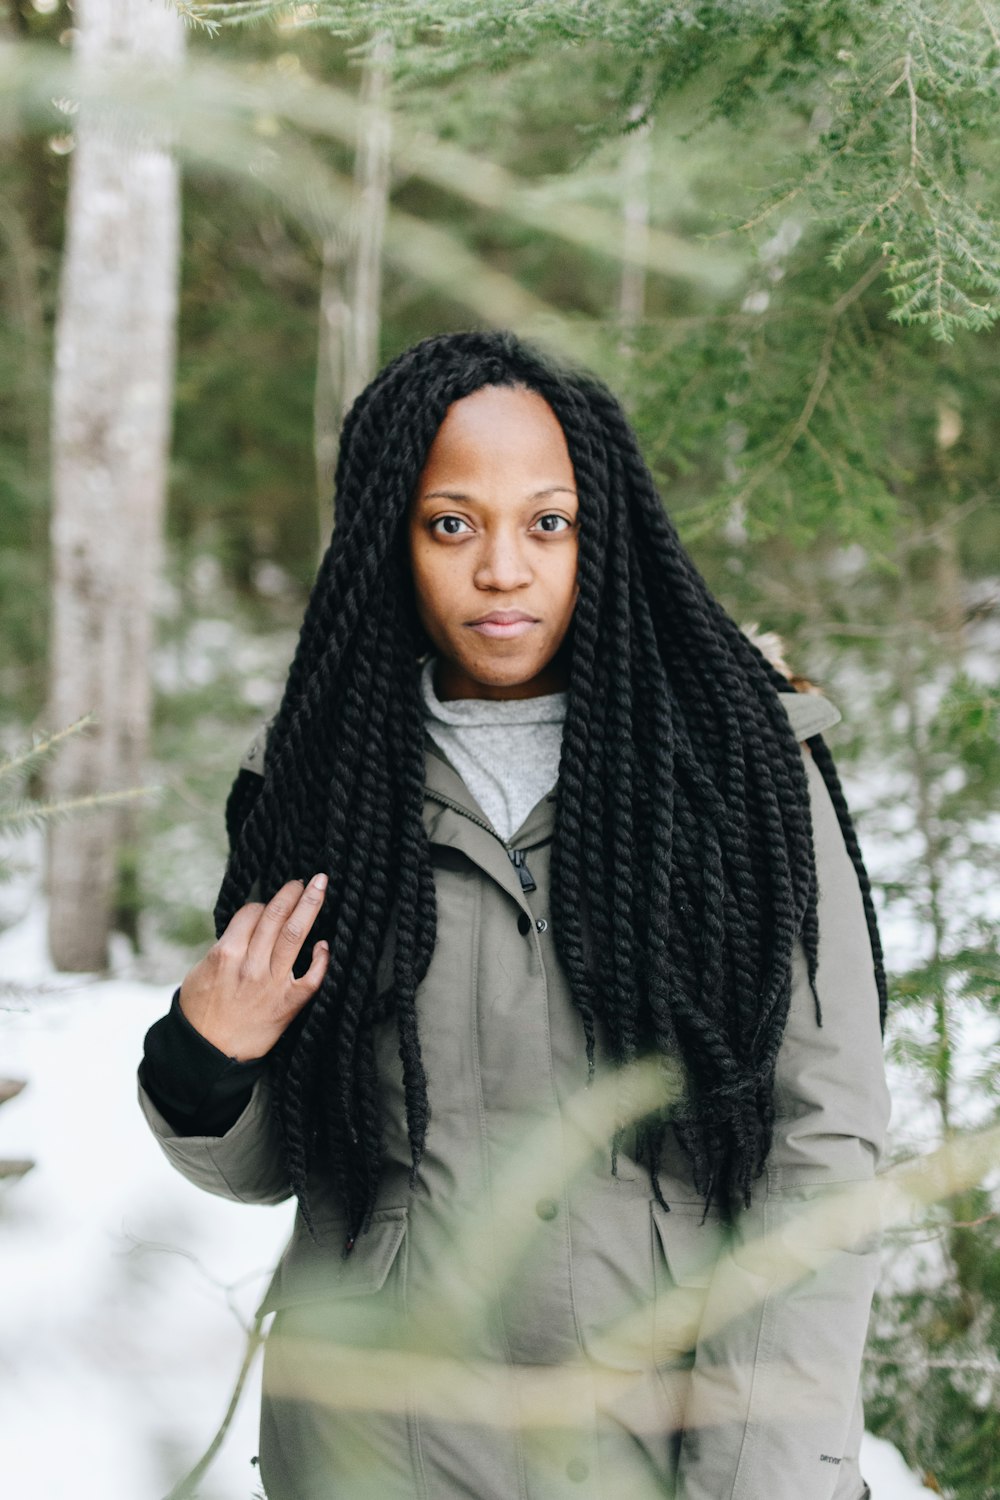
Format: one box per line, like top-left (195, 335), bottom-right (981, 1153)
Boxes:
top-left (214, 898), bottom-right (267, 959)
top-left (242, 878), bottom-right (311, 974)
top-left (285, 938), bottom-right (330, 1016)
top-left (266, 873), bottom-right (329, 981)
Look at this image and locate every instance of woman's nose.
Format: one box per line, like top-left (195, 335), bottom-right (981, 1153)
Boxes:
top-left (473, 532), bottom-right (533, 591)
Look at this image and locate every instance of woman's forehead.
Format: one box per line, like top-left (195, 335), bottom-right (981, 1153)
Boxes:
top-left (417, 386), bottom-right (574, 489)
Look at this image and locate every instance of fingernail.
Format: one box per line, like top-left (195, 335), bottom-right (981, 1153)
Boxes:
top-left (317, 940), bottom-right (329, 952)
top-left (313, 873), bottom-right (328, 891)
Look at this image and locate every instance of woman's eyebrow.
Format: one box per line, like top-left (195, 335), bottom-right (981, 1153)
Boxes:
top-left (419, 485), bottom-right (578, 503)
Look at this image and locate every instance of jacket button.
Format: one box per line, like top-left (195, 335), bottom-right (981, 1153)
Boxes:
top-left (566, 1458), bottom-right (589, 1482)
top-left (517, 912), bottom-right (532, 936)
top-left (535, 918), bottom-right (548, 932)
top-left (535, 1197), bottom-right (558, 1221)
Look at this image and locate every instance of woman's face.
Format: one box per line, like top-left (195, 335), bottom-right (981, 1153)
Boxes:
top-left (407, 384), bottom-right (580, 701)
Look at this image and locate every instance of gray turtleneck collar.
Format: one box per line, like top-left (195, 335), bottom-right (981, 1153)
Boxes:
top-left (419, 656), bottom-right (566, 843)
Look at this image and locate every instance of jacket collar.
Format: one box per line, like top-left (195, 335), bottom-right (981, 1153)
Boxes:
top-left (422, 732), bottom-right (557, 845)
top-left (418, 689), bottom-right (840, 898)
top-left (420, 690), bottom-right (839, 825)
top-left (778, 689), bottom-right (841, 739)
top-left (421, 731), bottom-right (556, 912)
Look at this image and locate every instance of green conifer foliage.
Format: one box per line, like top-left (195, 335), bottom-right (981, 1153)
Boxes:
top-left (182, 0), bottom-right (1000, 339)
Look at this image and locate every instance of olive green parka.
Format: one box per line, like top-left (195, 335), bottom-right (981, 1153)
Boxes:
top-left (138, 687), bottom-right (889, 1500)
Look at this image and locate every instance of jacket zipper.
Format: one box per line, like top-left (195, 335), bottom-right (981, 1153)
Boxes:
top-left (509, 847), bottom-right (537, 893)
top-left (424, 788), bottom-right (538, 892)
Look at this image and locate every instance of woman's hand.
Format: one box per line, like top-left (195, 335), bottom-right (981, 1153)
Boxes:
top-left (178, 875), bottom-right (330, 1061)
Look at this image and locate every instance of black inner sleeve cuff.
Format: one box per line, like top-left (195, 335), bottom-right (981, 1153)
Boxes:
top-left (140, 986), bottom-right (268, 1138)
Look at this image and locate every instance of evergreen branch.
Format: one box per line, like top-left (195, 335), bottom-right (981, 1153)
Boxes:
top-left (169, 0), bottom-right (222, 35)
top-left (732, 257), bottom-right (886, 506)
top-left (723, 82), bottom-right (907, 242)
top-left (803, 427), bottom-right (848, 499)
top-left (829, 174), bottom-right (914, 268)
top-left (903, 52), bottom-right (920, 168)
top-left (885, 492), bottom-right (990, 555)
top-left (949, 1212), bottom-right (1000, 1230)
top-left (931, 219), bottom-right (947, 335)
top-left (173, 0), bottom-right (291, 28)
top-left (730, 181), bottom-right (804, 237)
top-left (865, 1351), bottom-right (1000, 1376)
top-left (975, 0), bottom-right (1000, 50)
top-left (926, 184), bottom-right (1000, 292)
top-left (0, 786), bottom-right (162, 838)
top-left (0, 976), bottom-right (106, 1003)
top-left (806, 622), bottom-right (914, 640)
top-left (0, 713), bottom-right (96, 785)
top-left (23, 2), bottom-right (997, 337)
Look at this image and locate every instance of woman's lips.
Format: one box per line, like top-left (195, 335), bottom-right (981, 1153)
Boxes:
top-left (466, 618), bottom-right (538, 639)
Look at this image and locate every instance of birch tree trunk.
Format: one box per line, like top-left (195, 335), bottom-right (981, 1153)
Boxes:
top-left (313, 31), bottom-right (393, 547)
top-left (45, 0), bottom-right (183, 971)
top-left (617, 107), bottom-right (652, 356)
top-left (347, 30), bottom-right (393, 408)
top-left (314, 231), bottom-right (350, 534)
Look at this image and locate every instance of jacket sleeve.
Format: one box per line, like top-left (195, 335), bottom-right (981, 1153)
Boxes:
top-left (137, 717), bottom-right (292, 1206)
top-left (676, 737), bottom-right (892, 1500)
top-left (138, 1067), bottom-right (292, 1205)
top-left (139, 986), bottom-right (265, 1136)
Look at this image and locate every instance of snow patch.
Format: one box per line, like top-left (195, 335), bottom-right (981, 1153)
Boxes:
top-left (0, 905), bottom-right (293, 1499)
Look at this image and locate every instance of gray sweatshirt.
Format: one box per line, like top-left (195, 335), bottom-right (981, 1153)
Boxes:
top-left (419, 655), bottom-right (566, 843)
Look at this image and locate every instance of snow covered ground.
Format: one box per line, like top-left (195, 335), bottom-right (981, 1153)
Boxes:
top-left (0, 872), bottom-right (933, 1498)
top-left (0, 901), bottom-right (294, 1500)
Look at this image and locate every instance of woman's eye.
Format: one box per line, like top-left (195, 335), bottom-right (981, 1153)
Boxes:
top-left (428, 513), bottom-right (574, 537)
top-left (430, 515), bottom-right (473, 536)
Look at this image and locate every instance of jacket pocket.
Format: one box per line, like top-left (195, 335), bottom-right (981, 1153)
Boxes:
top-left (257, 1205), bottom-right (409, 1317)
top-left (650, 1200), bottom-right (726, 1365)
top-left (258, 1207), bottom-right (415, 1491)
top-left (651, 1199), bottom-right (727, 1288)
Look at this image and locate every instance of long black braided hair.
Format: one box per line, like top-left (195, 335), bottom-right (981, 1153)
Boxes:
top-left (215, 328), bottom-right (888, 1245)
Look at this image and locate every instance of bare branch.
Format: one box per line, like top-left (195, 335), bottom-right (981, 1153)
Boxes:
top-left (162, 1310), bottom-right (268, 1500)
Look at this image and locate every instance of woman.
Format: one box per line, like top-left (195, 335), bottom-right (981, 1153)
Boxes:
top-left (138, 329), bottom-right (890, 1500)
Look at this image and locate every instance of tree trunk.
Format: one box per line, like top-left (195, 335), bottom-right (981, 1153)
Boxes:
top-left (346, 30), bottom-right (393, 408)
top-left (617, 106), bottom-right (652, 355)
top-left (314, 229), bottom-right (351, 535)
top-left (45, 0), bottom-right (183, 971)
top-left (313, 31), bottom-right (393, 549)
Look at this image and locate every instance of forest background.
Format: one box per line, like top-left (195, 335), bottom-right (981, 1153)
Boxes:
top-left (1, 1), bottom-right (999, 1496)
